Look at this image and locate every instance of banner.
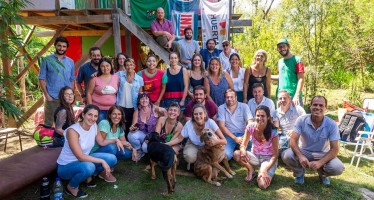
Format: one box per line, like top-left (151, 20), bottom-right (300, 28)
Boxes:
top-left (169, 0), bottom-right (199, 40)
top-left (130, 0), bottom-right (169, 28)
top-left (200, 0), bottom-right (229, 49)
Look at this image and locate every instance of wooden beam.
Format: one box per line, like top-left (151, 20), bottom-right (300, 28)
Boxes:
top-left (230, 27), bottom-right (244, 33)
top-left (19, 15), bottom-right (113, 25)
top-left (230, 20), bottom-right (252, 27)
top-left (35, 30), bottom-right (127, 37)
top-left (112, 12), bottom-right (122, 55)
top-left (16, 97), bottom-right (44, 128)
top-left (74, 28), bottom-right (113, 70)
top-left (15, 25), bottom-right (68, 82)
top-left (118, 9), bottom-right (170, 65)
top-left (125, 28), bottom-right (132, 58)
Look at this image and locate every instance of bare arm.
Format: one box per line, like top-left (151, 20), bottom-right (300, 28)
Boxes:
top-left (217, 120), bottom-right (240, 144)
top-left (155, 84), bottom-right (166, 106)
top-left (55, 109), bottom-right (67, 136)
top-left (204, 77), bottom-right (212, 100)
top-left (76, 81), bottom-right (84, 96)
top-left (180, 68), bottom-right (189, 106)
top-left (224, 72), bottom-right (234, 90)
top-left (266, 67), bottom-right (272, 97)
top-left (293, 73), bottom-right (304, 106)
top-left (86, 79), bottom-right (95, 104)
top-left (155, 117), bottom-right (166, 133)
top-left (309, 140), bottom-right (339, 170)
top-left (166, 123), bottom-right (183, 146)
top-left (242, 68), bottom-right (251, 103)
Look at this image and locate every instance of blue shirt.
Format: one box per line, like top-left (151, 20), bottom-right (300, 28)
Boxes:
top-left (217, 102), bottom-right (253, 134)
top-left (200, 48), bottom-right (222, 69)
top-left (295, 114), bottom-right (340, 152)
top-left (76, 61), bottom-right (98, 90)
top-left (247, 97), bottom-right (277, 120)
top-left (116, 71), bottom-right (144, 109)
top-left (38, 54), bottom-right (75, 99)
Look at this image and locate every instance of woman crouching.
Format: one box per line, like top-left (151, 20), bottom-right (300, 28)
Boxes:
top-left (57, 104), bottom-right (118, 198)
top-left (234, 105), bottom-right (279, 189)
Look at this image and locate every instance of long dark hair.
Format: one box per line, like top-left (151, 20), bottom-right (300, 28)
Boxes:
top-left (97, 57), bottom-right (114, 76)
top-left (106, 105), bottom-right (126, 132)
top-left (115, 52), bottom-right (127, 71)
top-left (57, 86), bottom-right (75, 124)
top-left (78, 104), bottom-right (100, 122)
top-left (255, 105), bottom-right (276, 141)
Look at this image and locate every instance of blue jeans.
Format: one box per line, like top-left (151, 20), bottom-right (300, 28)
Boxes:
top-left (278, 134), bottom-right (290, 155)
top-left (57, 153), bottom-right (117, 189)
top-left (128, 130), bottom-right (148, 153)
top-left (225, 132), bottom-right (252, 160)
top-left (95, 144), bottom-right (132, 160)
top-left (98, 110), bottom-right (108, 123)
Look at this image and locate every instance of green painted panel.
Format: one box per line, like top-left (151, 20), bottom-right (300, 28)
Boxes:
top-left (82, 36), bottom-right (115, 57)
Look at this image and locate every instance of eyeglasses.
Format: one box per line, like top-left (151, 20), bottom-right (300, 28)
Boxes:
top-left (64, 93), bottom-right (74, 97)
top-left (223, 44), bottom-right (229, 47)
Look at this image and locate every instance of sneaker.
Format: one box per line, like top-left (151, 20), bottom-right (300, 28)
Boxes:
top-left (98, 172), bottom-right (117, 183)
top-left (295, 174), bottom-right (305, 184)
top-left (85, 179), bottom-right (96, 188)
top-left (319, 174), bottom-right (330, 186)
top-left (65, 186), bottom-right (88, 198)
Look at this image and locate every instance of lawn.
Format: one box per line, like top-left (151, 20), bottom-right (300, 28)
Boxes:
top-left (10, 146), bottom-right (374, 200)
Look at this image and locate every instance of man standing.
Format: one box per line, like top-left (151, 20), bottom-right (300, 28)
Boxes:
top-left (276, 90), bottom-right (306, 154)
top-left (219, 40), bottom-right (236, 71)
top-left (276, 38), bottom-right (305, 106)
top-left (217, 89), bottom-right (253, 160)
top-left (184, 85), bottom-right (218, 121)
top-left (38, 36), bottom-right (75, 126)
top-left (282, 96), bottom-right (345, 185)
top-left (178, 28), bottom-right (200, 69)
top-left (247, 83), bottom-right (276, 120)
top-left (200, 39), bottom-right (222, 69)
top-left (76, 47), bottom-right (102, 103)
top-left (151, 7), bottom-right (181, 57)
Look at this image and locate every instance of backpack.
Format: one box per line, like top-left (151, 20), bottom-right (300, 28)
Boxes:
top-left (338, 112), bottom-right (366, 142)
top-left (33, 124), bottom-right (55, 146)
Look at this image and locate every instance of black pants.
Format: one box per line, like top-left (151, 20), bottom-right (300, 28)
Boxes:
top-left (121, 107), bottom-right (135, 139)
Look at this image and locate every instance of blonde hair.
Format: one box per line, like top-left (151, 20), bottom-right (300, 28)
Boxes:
top-left (251, 49), bottom-right (268, 65)
top-left (208, 57), bottom-right (223, 78)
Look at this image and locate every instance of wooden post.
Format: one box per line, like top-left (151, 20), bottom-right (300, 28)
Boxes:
top-left (228, 0), bottom-right (232, 41)
top-left (112, 10), bottom-right (122, 56)
top-left (0, 32), bottom-right (16, 126)
top-left (16, 25), bottom-right (27, 111)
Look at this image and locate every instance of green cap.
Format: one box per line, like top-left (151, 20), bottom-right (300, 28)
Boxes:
top-left (277, 38), bottom-right (289, 45)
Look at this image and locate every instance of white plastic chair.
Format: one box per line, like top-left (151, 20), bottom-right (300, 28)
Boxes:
top-left (350, 131), bottom-right (374, 169)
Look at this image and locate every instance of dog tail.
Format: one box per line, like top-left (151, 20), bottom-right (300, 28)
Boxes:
top-left (176, 169), bottom-right (195, 177)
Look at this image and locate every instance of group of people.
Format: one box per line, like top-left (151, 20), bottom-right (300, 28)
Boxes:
top-left (37, 19), bottom-right (345, 197)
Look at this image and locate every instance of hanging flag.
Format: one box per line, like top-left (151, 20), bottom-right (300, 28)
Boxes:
top-left (130, 0), bottom-right (169, 28)
top-left (169, 0), bottom-right (200, 40)
top-left (200, 0), bottom-right (229, 49)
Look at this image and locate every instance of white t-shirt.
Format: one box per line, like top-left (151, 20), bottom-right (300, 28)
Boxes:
top-left (57, 122), bottom-right (98, 165)
top-left (227, 67), bottom-right (245, 91)
top-left (181, 118), bottom-right (219, 146)
top-left (219, 49), bottom-right (236, 72)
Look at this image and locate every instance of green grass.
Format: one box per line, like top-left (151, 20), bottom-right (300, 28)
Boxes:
top-left (11, 148), bottom-right (374, 200)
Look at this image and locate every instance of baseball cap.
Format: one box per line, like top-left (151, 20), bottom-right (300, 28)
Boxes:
top-left (277, 38), bottom-right (289, 45)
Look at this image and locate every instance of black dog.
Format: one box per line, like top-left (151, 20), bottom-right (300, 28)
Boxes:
top-left (147, 132), bottom-right (177, 196)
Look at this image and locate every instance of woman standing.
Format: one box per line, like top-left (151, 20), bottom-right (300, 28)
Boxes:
top-left (86, 58), bottom-right (119, 123)
top-left (154, 102), bottom-right (183, 154)
top-left (137, 55), bottom-right (167, 106)
top-left (53, 86), bottom-right (76, 147)
top-left (163, 52), bottom-right (189, 109)
top-left (204, 57), bottom-right (234, 106)
top-left (173, 104), bottom-right (226, 167)
top-left (91, 105), bottom-right (138, 161)
top-left (57, 104), bottom-right (118, 198)
top-left (227, 53), bottom-right (245, 102)
top-left (187, 53), bottom-right (206, 101)
top-left (116, 58), bottom-right (144, 135)
top-left (114, 53), bottom-right (127, 72)
top-left (127, 92), bottom-right (167, 158)
top-left (243, 49), bottom-right (272, 103)
top-left (234, 105), bottom-right (278, 189)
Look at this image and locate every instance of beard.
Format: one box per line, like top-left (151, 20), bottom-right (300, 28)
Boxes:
top-left (280, 49), bottom-right (289, 57)
top-left (185, 35), bottom-right (192, 40)
top-left (92, 59), bottom-right (100, 65)
top-left (55, 49), bottom-right (66, 56)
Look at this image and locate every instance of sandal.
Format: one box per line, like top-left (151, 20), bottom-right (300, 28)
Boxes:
top-left (244, 172), bottom-right (258, 183)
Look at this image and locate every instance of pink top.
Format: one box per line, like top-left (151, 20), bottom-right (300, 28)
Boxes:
top-left (92, 74), bottom-right (119, 110)
top-left (246, 123), bottom-right (278, 156)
